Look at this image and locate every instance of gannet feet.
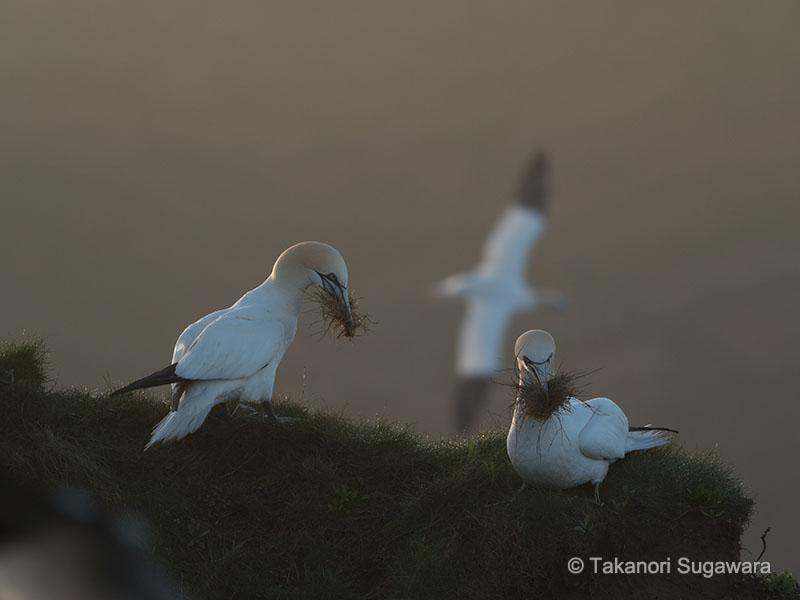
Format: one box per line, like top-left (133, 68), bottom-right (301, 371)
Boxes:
top-left (263, 401), bottom-right (279, 423)
top-left (567, 495), bottom-right (602, 508)
top-left (512, 482), bottom-right (527, 500)
top-left (232, 403), bottom-right (260, 418)
top-left (593, 482), bottom-right (605, 507)
top-left (262, 402), bottom-right (299, 424)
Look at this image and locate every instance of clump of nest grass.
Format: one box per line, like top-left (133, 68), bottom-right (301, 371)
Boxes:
top-left (512, 367), bottom-right (587, 422)
top-left (308, 287), bottom-right (370, 339)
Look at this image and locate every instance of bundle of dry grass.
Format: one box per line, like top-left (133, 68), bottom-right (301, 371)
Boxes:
top-left (309, 287), bottom-right (370, 339)
top-left (514, 369), bottom-right (586, 422)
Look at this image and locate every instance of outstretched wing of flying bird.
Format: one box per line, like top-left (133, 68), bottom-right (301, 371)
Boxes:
top-left (440, 151), bottom-right (554, 432)
top-left (477, 204), bottom-right (547, 280)
top-left (456, 301), bottom-right (517, 377)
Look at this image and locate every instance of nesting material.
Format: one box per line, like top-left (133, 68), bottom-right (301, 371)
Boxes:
top-left (309, 287), bottom-right (369, 339)
top-left (514, 369), bottom-right (586, 422)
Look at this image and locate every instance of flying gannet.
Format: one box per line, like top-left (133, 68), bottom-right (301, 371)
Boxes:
top-left (110, 241), bottom-right (357, 449)
top-left (507, 330), bottom-right (676, 503)
top-left (434, 152), bottom-right (565, 433)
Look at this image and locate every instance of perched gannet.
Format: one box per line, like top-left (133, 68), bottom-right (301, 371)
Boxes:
top-left (434, 152), bottom-right (565, 433)
top-left (111, 241), bottom-right (358, 449)
top-left (507, 330), bottom-right (675, 503)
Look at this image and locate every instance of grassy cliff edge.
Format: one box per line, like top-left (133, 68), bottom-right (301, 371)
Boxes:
top-left (0, 340), bottom-right (795, 599)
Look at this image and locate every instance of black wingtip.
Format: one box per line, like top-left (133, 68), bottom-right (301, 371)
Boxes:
top-left (109, 381), bottom-right (141, 397)
top-left (629, 426), bottom-right (680, 434)
top-left (453, 376), bottom-right (492, 434)
top-left (516, 150), bottom-right (549, 212)
top-left (109, 363), bottom-right (182, 397)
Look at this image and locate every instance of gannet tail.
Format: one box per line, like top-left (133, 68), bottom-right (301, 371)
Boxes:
top-left (145, 399), bottom-right (214, 450)
top-left (625, 428), bottom-right (673, 452)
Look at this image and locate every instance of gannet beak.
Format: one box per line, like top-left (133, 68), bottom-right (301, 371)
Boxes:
top-left (320, 274), bottom-right (354, 330)
top-left (522, 355), bottom-right (551, 384)
top-left (521, 356), bottom-right (538, 380)
top-left (338, 286), bottom-right (355, 329)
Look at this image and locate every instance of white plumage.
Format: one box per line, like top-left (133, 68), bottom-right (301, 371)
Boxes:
top-left (508, 397), bottom-right (672, 490)
top-left (506, 330), bottom-right (674, 501)
top-left (441, 204), bottom-right (549, 377)
top-left (435, 152), bottom-right (564, 431)
top-left (148, 311), bottom-right (289, 449)
top-left (111, 241), bottom-right (354, 449)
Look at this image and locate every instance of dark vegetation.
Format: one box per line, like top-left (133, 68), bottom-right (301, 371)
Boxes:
top-left (514, 367), bottom-right (587, 421)
top-left (308, 287), bottom-right (370, 339)
top-left (0, 340), bottom-right (796, 599)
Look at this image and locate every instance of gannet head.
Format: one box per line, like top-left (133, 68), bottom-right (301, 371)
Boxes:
top-left (431, 273), bottom-right (477, 299)
top-left (273, 241), bottom-right (353, 325)
top-left (514, 329), bottom-right (555, 384)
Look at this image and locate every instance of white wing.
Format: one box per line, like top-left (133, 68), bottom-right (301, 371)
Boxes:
top-left (477, 204), bottom-right (546, 280)
top-left (172, 309), bottom-right (227, 364)
top-left (578, 397), bottom-right (629, 461)
top-left (175, 309), bottom-right (287, 381)
top-left (456, 300), bottom-right (516, 376)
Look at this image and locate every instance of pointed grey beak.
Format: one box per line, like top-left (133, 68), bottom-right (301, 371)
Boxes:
top-left (321, 275), bottom-right (354, 329)
top-left (338, 285), bottom-right (354, 328)
top-left (522, 355), bottom-right (552, 385)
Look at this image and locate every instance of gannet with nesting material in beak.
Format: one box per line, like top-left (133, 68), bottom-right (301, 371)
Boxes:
top-left (507, 330), bottom-right (676, 503)
top-left (110, 241), bottom-right (356, 449)
top-left (434, 152), bottom-right (565, 433)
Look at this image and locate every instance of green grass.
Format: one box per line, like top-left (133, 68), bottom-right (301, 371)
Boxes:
top-left (0, 337), bottom-right (48, 389)
top-left (0, 340), bottom-right (794, 599)
top-left (759, 572), bottom-right (800, 599)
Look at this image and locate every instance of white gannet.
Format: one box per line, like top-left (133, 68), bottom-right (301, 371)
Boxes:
top-left (507, 330), bottom-right (675, 503)
top-left (110, 241), bottom-right (356, 449)
top-left (434, 152), bottom-right (565, 433)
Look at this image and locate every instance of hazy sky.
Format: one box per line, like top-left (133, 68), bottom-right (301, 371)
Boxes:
top-left (1, 0), bottom-right (798, 573)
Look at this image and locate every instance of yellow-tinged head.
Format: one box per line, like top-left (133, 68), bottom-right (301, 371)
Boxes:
top-left (273, 241), bottom-right (356, 335)
top-left (514, 329), bottom-right (556, 383)
top-left (273, 241), bottom-right (349, 289)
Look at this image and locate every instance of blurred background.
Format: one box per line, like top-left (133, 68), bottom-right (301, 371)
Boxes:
top-left (1, 0), bottom-right (798, 573)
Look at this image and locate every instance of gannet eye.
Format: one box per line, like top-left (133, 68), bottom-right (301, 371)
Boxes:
top-left (327, 273), bottom-right (339, 285)
top-left (523, 353), bottom-right (552, 369)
